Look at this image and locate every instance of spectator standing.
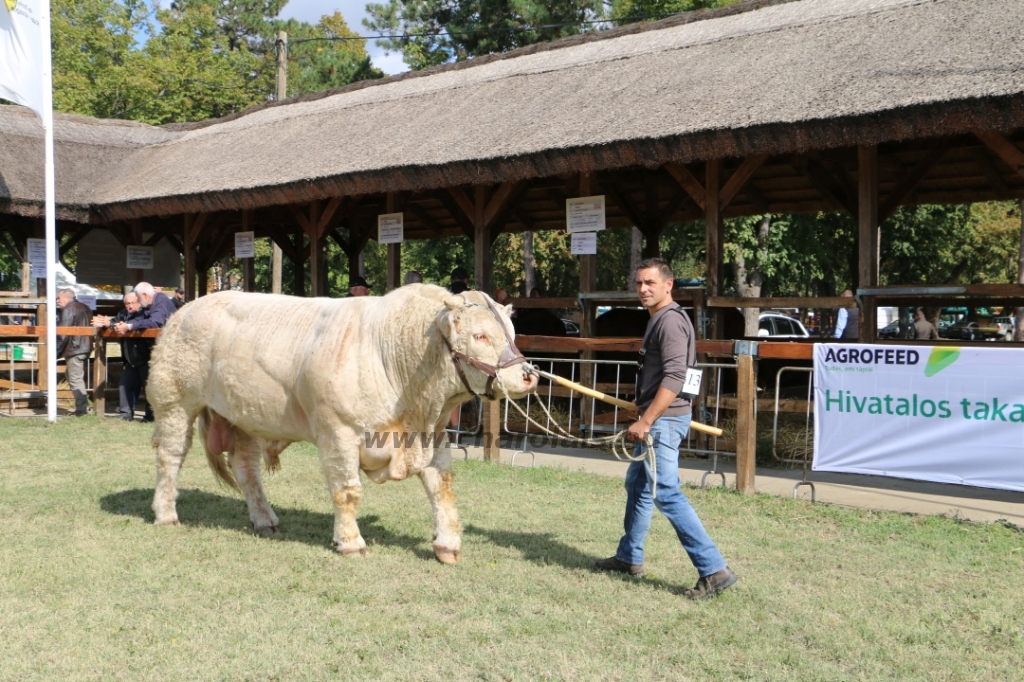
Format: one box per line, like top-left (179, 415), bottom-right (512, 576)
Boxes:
top-left (450, 266), bottom-right (469, 294)
top-left (595, 258), bottom-right (737, 600)
top-left (112, 282), bottom-right (177, 422)
top-left (913, 308), bottom-right (938, 340)
top-left (348, 276), bottom-right (370, 297)
top-left (56, 288), bottom-right (93, 416)
top-left (172, 287), bottom-right (186, 309)
top-left (403, 271), bottom-right (423, 285)
top-left (834, 290), bottom-right (859, 339)
top-left (92, 292), bottom-right (148, 420)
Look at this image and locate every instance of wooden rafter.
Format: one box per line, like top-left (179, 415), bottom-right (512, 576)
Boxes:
top-left (974, 131), bottom-right (1024, 179)
top-left (795, 156), bottom-right (858, 218)
top-left (971, 146), bottom-right (1010, 194)
top-left (0, 231), bottom-right (23, 262)
top-left (483, 181), bottom-right (528, 231)
top-left (878, 141), bottom-right (950, 222)
top-left (603, 183), bottom-right (649, 235)
top-left (405, 202), bottom-right (443, 237)
top-left (664, 163), bottom-right (706, 210)
top-left (435, 191), bottom-right (475, 241)
top-left (59, 226), bottom-right (92, 256)
top-left (719, 154), bottom-right (769, 211)
top-left (264, 224), bottom-right (299, 262)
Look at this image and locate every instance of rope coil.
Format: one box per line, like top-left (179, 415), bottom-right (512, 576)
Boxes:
top-left (496, 374), bottom-right (659, 498)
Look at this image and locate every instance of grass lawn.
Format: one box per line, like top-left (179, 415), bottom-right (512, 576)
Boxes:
top-left (1, 416), bottom-right (1022, 681)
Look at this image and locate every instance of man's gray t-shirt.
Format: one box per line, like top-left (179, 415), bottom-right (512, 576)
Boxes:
top-left (637, 302), bottom-right (695, 417)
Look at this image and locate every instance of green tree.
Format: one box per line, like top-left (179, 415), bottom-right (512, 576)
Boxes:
top-left (283, 12), bottom-right (384, 96)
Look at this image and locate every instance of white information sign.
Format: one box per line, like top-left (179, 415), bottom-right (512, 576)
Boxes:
top-left (126, 245), bottom-right (154, 270)
top-left (570, 232), bottom-right (597, 255)
top-left (813, 343), bottom-right (1024, 492)
top-left (378, 213), bottom-right (404, 244)
top-left (566, 195), bottom-right (606, 233)
top-left (26, 238), bottom-right (48, 270)
top-left (235, 231), bottom-right (255, 259)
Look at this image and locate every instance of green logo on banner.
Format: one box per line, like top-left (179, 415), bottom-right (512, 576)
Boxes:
top-left (924, 347), bottom-right (961, 377)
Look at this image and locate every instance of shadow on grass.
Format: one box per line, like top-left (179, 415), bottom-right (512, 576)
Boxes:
top-left (99, 488), bottom-right (434, 560)
top-left (463, 523), bottom-right (691, 593)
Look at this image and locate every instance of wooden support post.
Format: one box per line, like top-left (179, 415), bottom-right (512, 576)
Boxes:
top-left (386, 193), bottom-right (401, 291)
top-left (735, 352), bottom-right (757, 495)
top-left (705, 160), bottom-right (723, 339)
top-left (36, 303), bottom-right (47, 390)
top-left (471, 184), bottom-right (500, 461)
top-left (306, 202), bottom-right (323, 297)
top-left (242, 210), bottom-right (255, 292)
top-left (183, 214), bottom-right (196, 301)
top-left (293, 226), bottom-right (305, 296)
top-left (577, 173), bottom-right (598, 427)
top-left (858, 145), bottom-right (879, 343)
top-left (92, 336), bottom-right (106, 417)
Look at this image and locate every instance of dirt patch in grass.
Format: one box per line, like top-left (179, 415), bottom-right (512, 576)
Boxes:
top-left (1, 416), bottom-right (1022, 681)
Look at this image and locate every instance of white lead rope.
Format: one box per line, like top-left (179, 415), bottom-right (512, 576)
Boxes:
top-left (495, 374), bottom-right (659, 498)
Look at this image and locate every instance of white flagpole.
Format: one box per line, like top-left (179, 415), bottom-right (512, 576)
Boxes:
top-left (40, 0), bottom-right (56, 422)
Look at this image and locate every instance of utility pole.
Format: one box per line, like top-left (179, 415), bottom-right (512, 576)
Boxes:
top-left (271, 31), bottom-right (287, 295)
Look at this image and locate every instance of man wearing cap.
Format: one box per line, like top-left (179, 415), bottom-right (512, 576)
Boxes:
top-left (348, 276), bottom-right (370, 297)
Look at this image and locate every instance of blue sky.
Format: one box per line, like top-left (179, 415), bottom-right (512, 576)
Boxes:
top-left (277, 0), bottom-right (410, 75)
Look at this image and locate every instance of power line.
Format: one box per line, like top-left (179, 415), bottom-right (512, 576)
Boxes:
top-left (288, 13), bottom-right (682, 45)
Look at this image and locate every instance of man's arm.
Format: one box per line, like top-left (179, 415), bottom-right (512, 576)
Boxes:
top-left (128, 298), bottom-right (174, 330)
top-left (834, 308), bottom-right (848, 338)
top-left (627, 387), bottom-right (677, 442)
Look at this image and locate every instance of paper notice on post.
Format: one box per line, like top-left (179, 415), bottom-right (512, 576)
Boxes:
top-left (27, 238), bottom-right (48, 270)
top-left (566, 196), bottom-right (606, 233)
top-left (378, 213), bottom-right (404, 244)
top-left (235, 231), bottom-right (255, 258)
top-left (126, 246), bottom-right (154, 269)
top-left (571, 232), bottom-right (597, 255)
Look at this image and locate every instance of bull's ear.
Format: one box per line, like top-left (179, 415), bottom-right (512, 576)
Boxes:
top-left (504, 304), bottom-right (513, 317)
top-left (444, 295), bottom-right (466, 310)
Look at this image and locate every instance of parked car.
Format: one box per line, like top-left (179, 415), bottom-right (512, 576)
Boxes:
top-left (561, 319), bottom-right (580, 337)
top-left (945, 320), bottom-right (1003, 341)
top-left (757, 312), bottom-right (810, 339)
top-left (992, 317), bottom-right (1016, 341)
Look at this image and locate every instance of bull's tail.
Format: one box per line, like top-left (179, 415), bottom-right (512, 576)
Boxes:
top-left (197, 408), bottom-right (240, 491)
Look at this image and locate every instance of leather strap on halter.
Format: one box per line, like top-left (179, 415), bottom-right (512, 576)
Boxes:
top-left (440, 297), bottom-right (527, 400)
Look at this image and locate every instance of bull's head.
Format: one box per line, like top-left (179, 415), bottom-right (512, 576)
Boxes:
top-left (438, 291), bottom-right (537, 400)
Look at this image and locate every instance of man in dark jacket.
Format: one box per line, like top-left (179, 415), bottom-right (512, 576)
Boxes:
top-left (111, 282), bottom-right (177, 421)
top-left (56, 288), bottom-right (93, 416)
top-left (93, 291), bottom-right (148, 420)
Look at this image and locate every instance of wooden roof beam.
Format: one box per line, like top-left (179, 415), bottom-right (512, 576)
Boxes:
top-left (970, 146), bottom-right (1010, 195)
top-left (664, 163), bottom-right (706, 210)
top-left (0, 232), bottom-right (23, 262)
top-left (974, 131), bottom-right (1024, 180)
top-left (878, 140), bottom-right (950, 222)
top-left (436, 190), bottom-right (476, 241)
top-left (794, 156), bottom-right (858, 219)
top-left (404, 202), bottom-right (444, 237)
top-left (719, 154), bottom-right (769, 211)
top-left (264, 224), bottom-right (299, 262)
top-left (604, 183), bottom-right (650, 236)
top-left (59, 226), bottom-right (93, 256)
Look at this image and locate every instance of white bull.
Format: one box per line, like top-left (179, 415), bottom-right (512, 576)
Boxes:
top-left (147, 284), bottom-right (537, 563)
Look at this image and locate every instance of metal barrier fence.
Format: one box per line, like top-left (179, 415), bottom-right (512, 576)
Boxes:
top-left (500, 355), bottom-right (741, 472)
top-left (0, 342), bottom-right (93, 416)
top-left (771, 366), bottom-right (816, 501)
top-left (444, 398), bottom-right (483, 460)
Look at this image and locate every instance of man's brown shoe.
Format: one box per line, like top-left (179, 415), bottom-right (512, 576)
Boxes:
top-left (594, 556), bottom-right (645, 577)
top-left (684, 567), bottom-right (738, 600)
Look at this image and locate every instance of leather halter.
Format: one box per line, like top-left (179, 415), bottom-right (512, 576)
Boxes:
top-left (440, 297), bottom-right (528, 400)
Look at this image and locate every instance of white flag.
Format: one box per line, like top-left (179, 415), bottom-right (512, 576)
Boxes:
top-left (0, 0), bottom-right (46, 119)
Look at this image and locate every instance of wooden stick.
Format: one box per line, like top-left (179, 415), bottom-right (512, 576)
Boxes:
top-left (530, 368), bottom-right (724, 437)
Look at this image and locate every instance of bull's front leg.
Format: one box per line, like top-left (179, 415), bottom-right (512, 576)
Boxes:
top-left (318, 429), bottom-right (368, 556)
top-left (419, 446), bottom-right (462, 564)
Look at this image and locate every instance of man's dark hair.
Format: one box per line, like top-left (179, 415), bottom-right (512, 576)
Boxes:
top-left (635, 257), bottom-right (674, 282)
top-left (451, 266), bottom-right (468, 281)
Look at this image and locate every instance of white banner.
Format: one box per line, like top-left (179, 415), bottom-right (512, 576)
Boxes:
top-left (813, 343), bottom-right (1024, 492)
top-left (566, 196), bottom-right (605, 233)
top-left (378, 213), bottom-right (403, 244)
top-left (0, 0), bottom-right (46, 119)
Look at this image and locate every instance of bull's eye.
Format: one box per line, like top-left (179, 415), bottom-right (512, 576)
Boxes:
top-left (473, 333), bottom-right (488, 342)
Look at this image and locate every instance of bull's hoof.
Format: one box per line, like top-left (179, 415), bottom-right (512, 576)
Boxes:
top-left (253, 525), bottom-right (281, 537)
top-left (433, 547), bottom-right (461, 564)
top-left (340, 546), bottom-right (370, 557)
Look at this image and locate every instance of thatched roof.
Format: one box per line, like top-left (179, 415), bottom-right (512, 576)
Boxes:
top-left (2, 0), bottom-right (1023, 223)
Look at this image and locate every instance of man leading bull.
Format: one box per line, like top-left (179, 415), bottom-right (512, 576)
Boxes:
top-left (595, 258), bottom-right (738, 600)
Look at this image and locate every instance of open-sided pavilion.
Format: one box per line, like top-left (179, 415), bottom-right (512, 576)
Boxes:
top-left (2, 0), bottom-right (1024, 485)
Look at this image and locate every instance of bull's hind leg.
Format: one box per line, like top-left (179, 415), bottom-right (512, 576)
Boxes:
top-left (318, 428), bottom-right (368, 556)
top-left (151, 406), bottom-right (194, 525)
top-left (419, 446), bottom-right (462, 564)
top-left (229, 430), bottom-right (280, 535)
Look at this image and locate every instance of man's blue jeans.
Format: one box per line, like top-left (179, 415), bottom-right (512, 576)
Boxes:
top-left (615, 415), bottom-right (727, 577)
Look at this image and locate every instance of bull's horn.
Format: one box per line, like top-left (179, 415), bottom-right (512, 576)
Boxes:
top-left (444, 295), bottom-right (466, 310)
